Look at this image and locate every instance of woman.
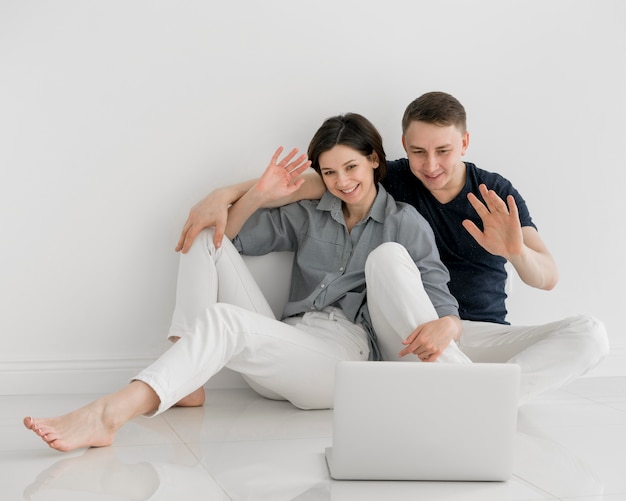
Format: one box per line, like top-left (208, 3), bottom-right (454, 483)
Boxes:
top-left (24, 113), bottom-right (470, 452)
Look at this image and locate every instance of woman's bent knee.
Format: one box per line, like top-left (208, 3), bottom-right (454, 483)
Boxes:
top-left (365, 242), bottom-right (412, 278)
top-left (366, 242), bottom-right (406, 266)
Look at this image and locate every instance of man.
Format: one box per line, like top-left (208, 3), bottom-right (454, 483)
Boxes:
top-left (176, 91), bottom-right (608, 404)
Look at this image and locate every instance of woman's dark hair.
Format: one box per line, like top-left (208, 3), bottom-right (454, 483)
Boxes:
top-left (307, 113), bottom-right (387, 184)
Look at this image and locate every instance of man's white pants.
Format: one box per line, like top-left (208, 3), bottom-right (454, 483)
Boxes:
top-left (366, 243), bottom-right (609, 404)
top-left (134, 231), bottom-right (464, 414)
top-left (459, 316), bottom-right (608, 404)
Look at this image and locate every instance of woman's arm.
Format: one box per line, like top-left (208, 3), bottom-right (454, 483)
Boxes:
top-left (176, 151), bottom-right (324, 252)
top-left (224, 147), bottom-right (312, 240)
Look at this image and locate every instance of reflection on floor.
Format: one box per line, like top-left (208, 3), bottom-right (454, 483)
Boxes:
top-left (2, 376), bottom-right (626, 500)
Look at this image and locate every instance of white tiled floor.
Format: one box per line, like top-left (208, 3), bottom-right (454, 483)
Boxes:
top-left (2, 377), bottom-right (626, 500)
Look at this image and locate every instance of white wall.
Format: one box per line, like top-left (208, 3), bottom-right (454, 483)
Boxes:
top-left (1, 0), bottom-right (624, 394)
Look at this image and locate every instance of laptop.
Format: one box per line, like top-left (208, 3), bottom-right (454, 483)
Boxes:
top-left (325, 361), bottom-right (520, 481)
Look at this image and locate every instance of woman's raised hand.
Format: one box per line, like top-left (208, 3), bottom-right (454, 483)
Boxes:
top-left (253, 147), bottom-right (311, 203)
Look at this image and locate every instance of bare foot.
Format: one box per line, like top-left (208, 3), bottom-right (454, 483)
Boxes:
top-left (175, 387), bottom-right (206, 407)
top-left (23, 402), bottom-right (119, 452)
top-left (23, 381), bottom-right (160, 452)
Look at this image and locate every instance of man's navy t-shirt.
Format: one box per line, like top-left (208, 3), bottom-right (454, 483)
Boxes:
top-left (382, 159), bottom-right (536, 324)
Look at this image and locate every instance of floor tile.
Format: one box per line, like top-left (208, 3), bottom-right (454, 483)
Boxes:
top-left (517, 390), bottom-right (626, 431)
top-left (0, 443), bottom-right (229, 501)
top-left (564, 377), bottom-right (626, 413)
top-left (163, 388), bottom-right (332, 444)
top-left (513, 429), bottom-right (607, 498)
top-left (561, 496), bottom-right (626, 500)
top-left (189, 437), bottom-right (555, 501)
top-left (3, 377), bottom-right (626, 501)
top-left (514, 423), bottom-right (626, 498)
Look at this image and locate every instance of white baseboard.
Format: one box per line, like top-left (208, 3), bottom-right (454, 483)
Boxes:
top-left (0, 357), bottom-right (249, 396)
top-left (2, 345), bottom-right (624, 396)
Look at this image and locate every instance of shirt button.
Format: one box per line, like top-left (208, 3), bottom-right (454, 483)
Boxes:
top-left (339, 267), bottom-right (344, 272)
top-left (320, 284), bottom-right (325, 288)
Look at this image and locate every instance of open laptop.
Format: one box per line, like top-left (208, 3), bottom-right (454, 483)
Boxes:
top-left (325, 361), bottom-right (520, 481)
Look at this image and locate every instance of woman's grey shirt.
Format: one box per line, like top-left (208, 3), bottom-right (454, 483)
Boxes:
top-left (232, 185), bottom-right (458, 360)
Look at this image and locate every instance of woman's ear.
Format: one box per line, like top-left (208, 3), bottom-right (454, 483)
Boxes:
top-left (370, 152), bottom-right (380, 168)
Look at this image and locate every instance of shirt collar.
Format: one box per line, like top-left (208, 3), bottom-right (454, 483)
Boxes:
top-left (317, 184), bottom-right (388, 225)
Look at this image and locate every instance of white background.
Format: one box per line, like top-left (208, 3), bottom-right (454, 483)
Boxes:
top-left (1, 0), bottom-right (624, 391)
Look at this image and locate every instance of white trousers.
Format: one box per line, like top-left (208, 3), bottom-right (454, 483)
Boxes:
top-left (367, 242), bottom-right (609, 404)
top-left (459, 316), bottom-right (609, 404)
top-left (134, 231), bottom-right (464, 414)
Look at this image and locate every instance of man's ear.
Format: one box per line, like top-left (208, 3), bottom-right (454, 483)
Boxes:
top-left (461, 131), bottom-right (470, 155)
top-left (401, 135), bottom-right (408, 152)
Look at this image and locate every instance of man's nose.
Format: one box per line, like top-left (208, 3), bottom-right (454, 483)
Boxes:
top-left (424, 155), bottom-right (437, 172)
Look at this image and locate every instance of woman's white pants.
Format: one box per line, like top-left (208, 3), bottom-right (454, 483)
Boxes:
top-left (133, 231), bottom-right (464, 414)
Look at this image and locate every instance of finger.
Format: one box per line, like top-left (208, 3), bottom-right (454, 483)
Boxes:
top-left (479, 184), bottom-right (508, 215)
top-left (398, 346), bottom-right (413, 358)
top-left (182, 225), bottom-right (202, 254)
top-left (399, 344), bottom-right (429, 359)
top-left (485, 188), bottom-right (509, 214)
top-left (398, 336), bottom-right (416, 356)
top-left (213, 214), bottom-right (228, 249)
top-left (175, 221), bottom-right (193, 252)
top-left (478, 183), bottom-right (490, 199)
top-left (462, 218), bottom-right (481, 237)
top-left (286, 153), bottom-right (308, 171)
top-left (213, 230), bottom-right (224, 248)
top-left (461, 219), bottom-right (487, 250)
top-left (402, 329), bottom-right (419, 345)
top-left (467, 192), bottom-right (489, 218)
top-left (426, 351), bottom-right (440, 362)
top-left (278, 147), bottom-right (299, 167)
top-left (288, 160), bottom-right (312, 179)
top-left (398, 337), bottom-right (424, 357)
top-left (506, 194), bottom-right (519, 220)
top-left (270, 146), bottom-right (285, 165)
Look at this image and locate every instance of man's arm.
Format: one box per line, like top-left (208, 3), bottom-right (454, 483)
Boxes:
top-left (462, 184), bottom-right (559, 290)
top-left (508, 226), bottom-right (559, 290)
top-left (176, 153), bottom-right (325, 253)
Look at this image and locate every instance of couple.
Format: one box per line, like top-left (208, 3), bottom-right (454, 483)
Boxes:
top-left (24, 92), bottom-right (609, 452)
